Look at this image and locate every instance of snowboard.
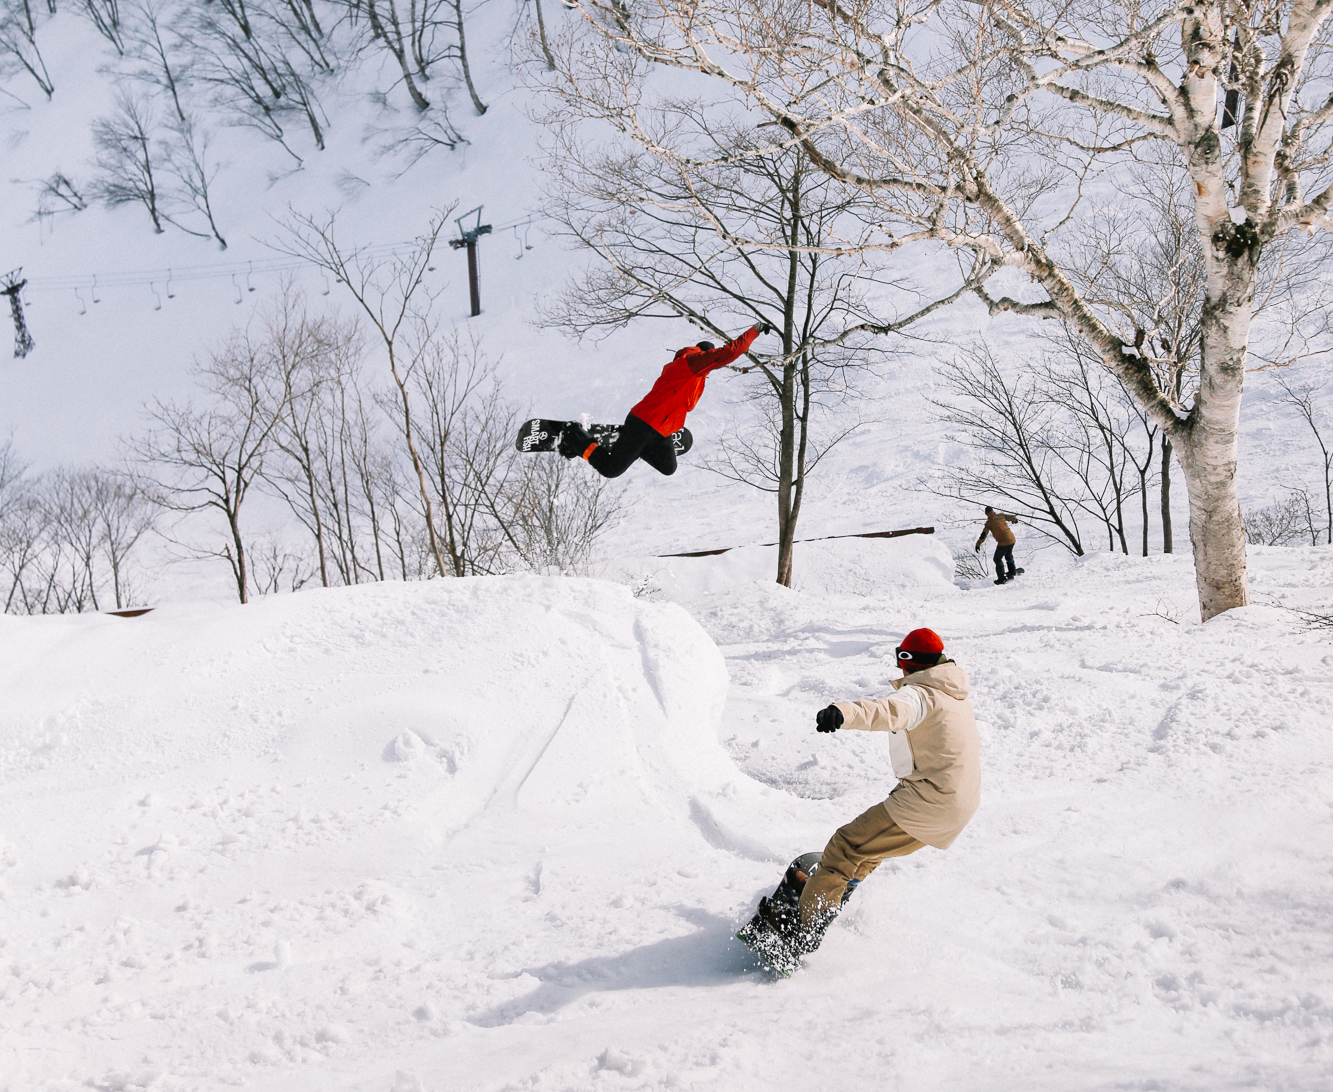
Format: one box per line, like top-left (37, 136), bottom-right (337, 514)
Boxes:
top-left (736, 852), bottom-right (856, 977)
top-left (514, 418), bottom-right (693, 456)
top-left (994, 567), bottom-right (1026, 585)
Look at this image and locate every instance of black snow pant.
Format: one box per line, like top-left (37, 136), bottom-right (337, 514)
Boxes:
top-left (586, 412), bottom-right (678, 479)
top-left (994, 543), bottom-right (1016, 579)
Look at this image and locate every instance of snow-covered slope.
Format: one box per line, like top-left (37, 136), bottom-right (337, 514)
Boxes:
top-left (4, 9), bottom-right (1333, 1092)
top-left (0, 576), bottom-right (809, 1088)
top-left (3, 554), bottom-right (1332, 1091)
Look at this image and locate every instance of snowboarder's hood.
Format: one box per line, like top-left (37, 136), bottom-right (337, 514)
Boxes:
top-left (673, 345), bottom-right (701, 360)
top-left (897, 661), bottom-right (970, 701)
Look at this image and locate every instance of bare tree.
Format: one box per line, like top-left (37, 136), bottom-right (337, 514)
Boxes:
top-left (564, 0), bottom-right (1333, 620)
top-left (249, 531), bottom-right (314, 594)
top-left (0, 0), bottom-right (55, 99)
top-left (340, 0), bottom-right (485, 115)
top-left (255, 286), bottom-right (405, 588)
top-left (1274, 374), bottom-right (1332, 545)
top-left (0, 439), bottom-right (41, 612)
top-left (163, 111), bottom-right (229, 248)
top-left (188, 0), bottom-right (331, 155)
top-left (124, 0), bottom-right (191, 123)
top-left (505, 455), bottom-right (623, 574)
top-left (75, 0), bottom-right (126, 54)
top-left (89, 469), bottom-right (156, 609)
top-left (398, 330), bottom-right (530, 576)
top-left (515, 0), bottom-right (558, 70)
top-left (89, 90), bottom-right (166, 233)
top-left (137, 330), bottom-right (287, 603)
top-left (539, 94), bottom-right (971, 584)
top-left (358, 0), bottom-right (433, 110)
top-left (451, 0), bottom-right (485, 114)
top-left (44, 469), bottom-right (108, 612)
top-left (930, 346), bottom-right (1087, 556)
top-left (33, 173), bottom-right (88, 225)
top-left (1057, 156), bottom-right (1206, 556)
top-left (1040, 346), bottom-right (1142, 554)
top-left (276, 207), bottom-right (456, 579)
top-left (0, 448), bottom-right (155, 614)
top-left (250, 287), bottom-right (345, 586)
top-left (373, 112), bottom-right (467, 169)
top-left (934, 339), bottom-right (1173, 555)
top-left (1245, 490), bottom-right (1321, 546)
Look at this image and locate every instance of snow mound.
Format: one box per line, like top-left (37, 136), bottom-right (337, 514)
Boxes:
top-left (602, 533), bottom-right (955, 602)
top-left (0, 577), bottom-right (818, 1090)
top-left (0, 577), bottom-right (763, 831)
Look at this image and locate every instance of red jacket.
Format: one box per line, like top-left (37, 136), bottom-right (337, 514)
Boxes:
top-left (630, 327), bottom-right (759, 436)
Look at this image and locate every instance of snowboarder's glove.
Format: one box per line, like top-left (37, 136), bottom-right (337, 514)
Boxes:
top-left (757, 321), bottom-right (774, 336)
top-left (816, 705), bottom-right (843, 733)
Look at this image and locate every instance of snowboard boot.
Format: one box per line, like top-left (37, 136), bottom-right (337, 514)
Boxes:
top-left (994, 575), bottom-right (1008, 585)
top-left (737, 852), bottom-right (822, 975)
top-left (557, 423), bottom-right (596, 460)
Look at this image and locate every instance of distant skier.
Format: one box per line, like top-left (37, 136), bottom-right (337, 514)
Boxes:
top-left (796, 628), bottom-right (980, 952)
top-left (975, 506), bottom-right (1021, 584)
top-left (557, 323), bottom-right (772, 477)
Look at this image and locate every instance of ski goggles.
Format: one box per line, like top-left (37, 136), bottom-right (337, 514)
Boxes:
top-left (896, 647), bottom-right (944, 665)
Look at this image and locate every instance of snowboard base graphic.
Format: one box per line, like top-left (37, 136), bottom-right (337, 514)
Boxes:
top-left (515, 419), bottom-right (693, 456)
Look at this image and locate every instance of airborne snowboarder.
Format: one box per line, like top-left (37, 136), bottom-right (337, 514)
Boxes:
top-left (557, 323), bottom-right (772, 477)
top-left (738, 628), bottom-right (981, 973)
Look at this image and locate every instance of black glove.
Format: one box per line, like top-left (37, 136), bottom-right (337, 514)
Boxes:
top-left (815, 705), bottom-right (843, 733)
top-left (756, 321), bottom-right (774, 336)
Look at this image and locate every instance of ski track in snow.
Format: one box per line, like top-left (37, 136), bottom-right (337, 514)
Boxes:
top-left (0, 549), bottom-right (1330, 1092)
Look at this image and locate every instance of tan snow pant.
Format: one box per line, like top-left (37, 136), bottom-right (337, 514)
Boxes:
top-left (798, 801), bottom-right (926, 926)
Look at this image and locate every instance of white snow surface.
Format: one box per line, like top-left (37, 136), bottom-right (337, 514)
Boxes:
top-left (4, 554), bottom-right (1333, 1091)
top-left (4, 7), bottom-right (1333, 1091)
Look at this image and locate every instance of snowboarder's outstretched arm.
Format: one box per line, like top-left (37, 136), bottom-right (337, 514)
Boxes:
top-left (686, 325), bottom-right (764, 375)
top-left (817, 689), bottom-right (927, 734)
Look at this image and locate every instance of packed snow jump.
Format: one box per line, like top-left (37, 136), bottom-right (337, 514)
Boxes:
top-left (738, 628), bottom-right (980, 976)
top-left (515, 323), bottom-right (771, 478)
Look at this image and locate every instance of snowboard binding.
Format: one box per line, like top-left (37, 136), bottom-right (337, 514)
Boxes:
top-left (736, 852), bottom-right (859, 976)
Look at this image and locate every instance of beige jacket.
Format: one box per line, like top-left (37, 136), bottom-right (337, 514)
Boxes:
top-left (976, 512), bottom-right (1016, 547)
top-left (834, 662), bottom-right (980, 849)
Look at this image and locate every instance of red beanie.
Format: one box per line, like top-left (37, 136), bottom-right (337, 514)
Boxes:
top-left (896, 628), bottom-right (945, 666)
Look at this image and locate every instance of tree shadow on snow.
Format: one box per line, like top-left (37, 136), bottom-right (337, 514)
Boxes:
top-left (468, 907), bottom-right (765, 1027)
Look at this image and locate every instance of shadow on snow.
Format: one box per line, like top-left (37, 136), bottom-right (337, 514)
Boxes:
top-left (468, 908), bottom-right (767, 1027)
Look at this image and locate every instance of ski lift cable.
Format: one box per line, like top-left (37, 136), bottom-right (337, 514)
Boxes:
top-left (21, 242), bottom-right (422, 294)
top-left (19, 217), bottom-right (547, 296)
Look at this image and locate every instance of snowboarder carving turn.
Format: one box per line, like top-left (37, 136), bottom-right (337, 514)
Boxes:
top-left (975, 506), bottom-right (1023, 584)
top-left (737, 628), bottom-right (980, 974)
top-left (556, 324), bottom-right (771, 477)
